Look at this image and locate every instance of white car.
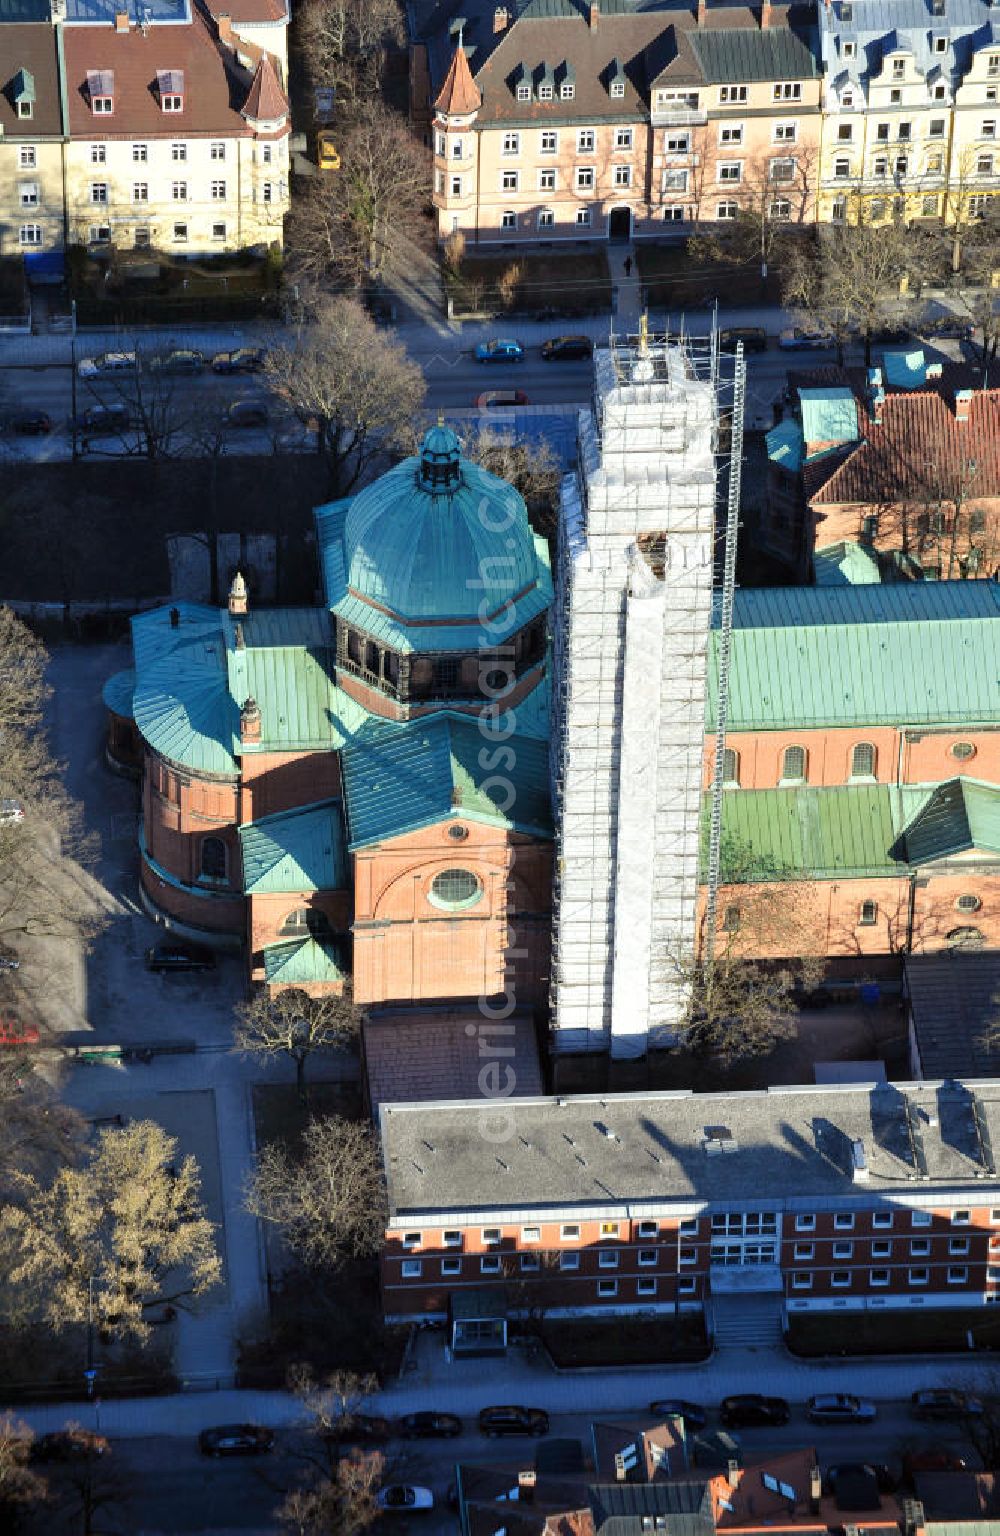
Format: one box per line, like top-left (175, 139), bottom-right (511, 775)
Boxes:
top-left (0, 799), bottom-right (24, 825)
top-left (377, 1484), bottom-right (434, 1512)
top-left (77, 350), bottom-right (138, 379)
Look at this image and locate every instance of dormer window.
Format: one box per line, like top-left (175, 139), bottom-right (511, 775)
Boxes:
top-left (611, 80), bottom-right (625, 97)
top-left (538, 82), bottom-right (553, 100)
top-left (12, 67), bottom-right (36, 119)
top-left (557, 61), bottom-right (576, 101)
top-left (516, 83), bottom-right (530, 101)
top-left (607, 57), bottom-right (627, 98)
top-left (87, 70), bottom-right (114, 115)
top-left (561, 80), bottom-right (574, 99)
top-left (157, 69), bottom-right (184, 113)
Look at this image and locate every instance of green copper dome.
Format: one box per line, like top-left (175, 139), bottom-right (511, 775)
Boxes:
top-left (342, 427), bottom-right (540, 624)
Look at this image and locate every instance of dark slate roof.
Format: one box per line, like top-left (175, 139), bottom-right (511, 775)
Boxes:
top-left (0, 24), bottom-right (62, 137)
top-left (0, 0), bottom-right (50, 18)
top-left (905, 951), bottom-right (1000, 1080)
top-left (689, 23), bottom-right (819, 82)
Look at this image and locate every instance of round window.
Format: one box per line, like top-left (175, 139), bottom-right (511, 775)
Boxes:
top-left (951, 741), bottom-right (976, 761)
top-left (447, 824), bottom-right (469, 841)
top-left (956, 894), bottom-right (982, 914)
top-left (429, 868), bottom-right (482, 910)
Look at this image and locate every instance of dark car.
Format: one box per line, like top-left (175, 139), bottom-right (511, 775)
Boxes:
top-left (903, 1449), bottom-right (968, 1480)
top-left (479, 1405), bottom-right (549, 1437)
top-left (326, 1413), bottom-right (391, 1443)
top-left (400, 1411), bottom-right (462, 1439)
top-left (911, 1388), bottom-right (983, 1420)
top-left (222, 399), bottom-right (269, 430)
top-left (33, 1431), bottom-right (109, 1462)
top-left (825, 1462), bottom-right (897, 1498)
top-left (719, 326), bottom-right (767, 355)
top-left (76, 404), bottom-right (130, 435)
top-left (807, 1393), bottom-right (876, 1425)
top-left (145, 943), bottom-right (216, 973)
top-left (648, 1400), bottom-right (707, 1433)
top-left (923, 315), bottom-right (973, 341)
top-left (212, 348), bottom-right (267, 375)
top-left (871, 323), bottom-right (916, 345)
top-left (541, 335), bottom-right (593, 361)
top-left (720, 1395), bottom-right (790, 1428)
top-left (149, 348), bottom-right (204, 376)
top-left (475, 389), bottom-right (530, 408)
top-left (198, 1424), bottom-right (274, 1457)
top-left (9, 409), bottom-right (52, 435)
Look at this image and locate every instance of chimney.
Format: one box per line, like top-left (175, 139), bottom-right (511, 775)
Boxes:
top-left (517, 1469), bottom-right (536, 1502)
top-left (809, 1466), bottom-right (822, 1514)
top-left (228, 569), bottom-right (248, 615)
top-left (956, 387), bottom-right (972, 423)
top-left (589, 1), bottom-right (599, 26)
top-left (493, 3), bottom-right (508, 30)
top-left (697, 0), bottom-right (706, 21)
top-left (114, 8), bottom-right (129, 28)
top-left (760, 0), bottom-right (771, 23)
top-left (240, 697), bottom-right (261, 744)
top-left (727, 1460), bottom-right (740, 1489)
top-left (216, 11), bottom-right (233, 43)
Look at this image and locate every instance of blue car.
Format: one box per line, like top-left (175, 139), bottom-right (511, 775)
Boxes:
top-left (475, 338), bottom-right (524, 363)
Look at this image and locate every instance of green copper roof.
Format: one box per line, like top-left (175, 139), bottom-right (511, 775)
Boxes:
top-left (799, 387), bottom-right (858, 447)
top-left (131, 605), bottom-right (238, 776)
top-left (262, 936), bottom-right (347, 986)
top-left (813, 541), bottom-right (882, 586)
top-left (224, 608), bottom-right (367, 754)
top-left (102, 667), bottom-right (135, 718)
top-left (709, 584), bottom-right (1000, 731)
top-left (341, 711), bottom-right (552, 848)
top-left (706, 778), bottom-right (1000, 880)
top-left (315, 428), bottom-right (546, 635)
top-left (239, 800), bottom-right (347, 894)
top-left (766, 419), bottom-right (803, 475)
top-left (689, 26), bottom-right (819, 83)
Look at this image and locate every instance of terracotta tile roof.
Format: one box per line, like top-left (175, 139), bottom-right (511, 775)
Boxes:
top-left (62, 9), bottom-right (253, 138)
top-left (363, 1008), bottom-right (543, 1114)
top-left (0, 24), bottom-right (62, 138)
top-left (434, 41), bottom-right (482, 114)
top-left (241, 50), bottom-right (287, 120)
top-left (204, 0), bottom-right (287, 25)
top-left (810, 388), bottom-right (1000, 506)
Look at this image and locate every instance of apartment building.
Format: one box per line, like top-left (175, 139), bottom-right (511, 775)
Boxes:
top-left (817, 0), bottom-right (1000, 226)
top-left (0, 0), bottom-right (290, 263)
top-left (379, 1079), bottom-right (1000, 1327)
top-left (421, 0), bottom-right (821, 245)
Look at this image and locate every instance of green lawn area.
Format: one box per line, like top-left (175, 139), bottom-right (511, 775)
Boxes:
top-left (541, 1312), bottom-right (711, 1368)
top-left (788, 1307), bottom-right (1000, 1357)
top-left (446, 250), bottom-right (611, 317)
top-left (635, 242), bottom-right (785, 309)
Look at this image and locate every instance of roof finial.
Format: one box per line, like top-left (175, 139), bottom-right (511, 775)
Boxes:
top-left (638, 311), bottom-right (649, 357)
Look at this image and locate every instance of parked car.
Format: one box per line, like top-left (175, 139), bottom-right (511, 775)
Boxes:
top-left (720, 1395), bottom-right (790, 1428)
top-left (377, 1485), bottom-right (434, 1512)
top-left (198, 1424), bottom-right (273, 1457)
top-left (479, 1405), bottom-right (549, 1437)
top-left (911, 1388), bottom-right (983, 1420)
top-left (719, 326), bottom-right (767, 355)
top-left (807, 1393), bottom-right (877, 1425)
top-left (474, 338), bottom-right (525, 363)
top-left (475, 389), bottom-right (530, 408)
top-left (871, 323), bottom-right (916, 345)
top-left (648, 1399), bottom-right (707, 1432)
top-left (148, 349), bottom-right (204, 376)
top-left (317, 129), bottom-right (341, 170)
top-left (325, 1413), bottom-right (392, 1443)
top-left (778, 327), bottom-right (833, 351)
top-left (0, 799), bottom-right (25, 824)
top-left (222, 399), bottom-right (269, 430)
top-left (212, 348), bottom-right (267, 375)
top-left (76, 403), bottom-right (130, 435)
top-left (903, 1449), bottom-right (968, 1479)
top-left (33, 1431), bottom-right (109, 1462)
top-left (399, 1411), bottom-right (462, 1438)
top-left (0, 950), bottom-right (19, 971)
top-left (9, 409), bottom-right (52, 435)
top-left (77, 350), bottom-right (138, 378)
top-left (541, 335), bottom-right (593, 361)
top-left (145, 943), bottom-right (216, 973)
top-left (923, 315), bottom-right (973, 341)
top-left (825, 1462), bottom-right (896, 1496)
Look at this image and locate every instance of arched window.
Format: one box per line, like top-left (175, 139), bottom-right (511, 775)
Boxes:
top-left (781, 745), bottom-right (806, 783)
top-left (199, 836), bottom-right (227, 882)
top-left (948, 926), bottom-right (985, 951)
top-left (859, 899), bottom-right (878, 927)
top-left (722, 748), bottom-right (739, 787)
top-left (279, 908), bottom-right (331, 938)
top-left (851, 742), bottom-right (876, 779)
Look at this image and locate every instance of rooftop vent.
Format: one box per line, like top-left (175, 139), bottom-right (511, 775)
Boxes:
top-left (851, 1138), bottom-right (869, 1182)
top-left (703, 1125), bottom-right (737, 1155)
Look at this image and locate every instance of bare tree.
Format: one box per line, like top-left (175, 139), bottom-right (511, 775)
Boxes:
top-left (0, 1120), bottom-right (222, 1342)
top-left (278, 1450), bottom-right (384, 1536)
top-left (245, 1116), bottom-right (386, 1271)
top-left (235, 986), bottom-right (361, 1105)
top-left (265, 295), bottom-right (425, 494)
top-left (687, 147), bottom-right (817, 288)
top-left (287, 103), bottom-right (427, 287)
top-left (0, 1413), bottom-right (47, 1530)
top-left (298, 0), bottom-right (403, 105)
top-left (288, 1365), bottom-right (379, 1441)
top-left (0, 1052), bottom-right (82, 1195)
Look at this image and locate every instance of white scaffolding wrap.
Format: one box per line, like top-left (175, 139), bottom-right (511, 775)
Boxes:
top-left (549, 328), bottom-right (732, 1059)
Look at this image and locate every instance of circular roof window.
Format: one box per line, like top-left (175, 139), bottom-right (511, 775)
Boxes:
top-left (447, 824), bottom-right (469, 841)
top-left (951, 741), bottom-right (976, 761)
top-left (429, 868), bottom-right (482, 910)
top-left (956, 894), bottom-right (982, 914)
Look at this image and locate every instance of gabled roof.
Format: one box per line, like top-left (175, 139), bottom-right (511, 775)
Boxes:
top-left (434, 40), bottom-right (482, 113)
top-left (709, 582), bottom-right (1000, 731)
top-left (0, 26), bottom-right (62, 138)
top-left (262, 936), bottom-right (347, 985)
top-left (812, 540), bottom-right (882, 586)
top-left (341, 711), bottom-right (552, 847)
top-left (799, 386), bottom-right (858, 448)
top-left (239, 799), bottom-right (348, 894)
top-left (906, 950), bottom-right (1000, 1080)
top-left (900, 777), bottom-right (1000, 864)
top-left (242, 50), bottom-right (288, 120)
